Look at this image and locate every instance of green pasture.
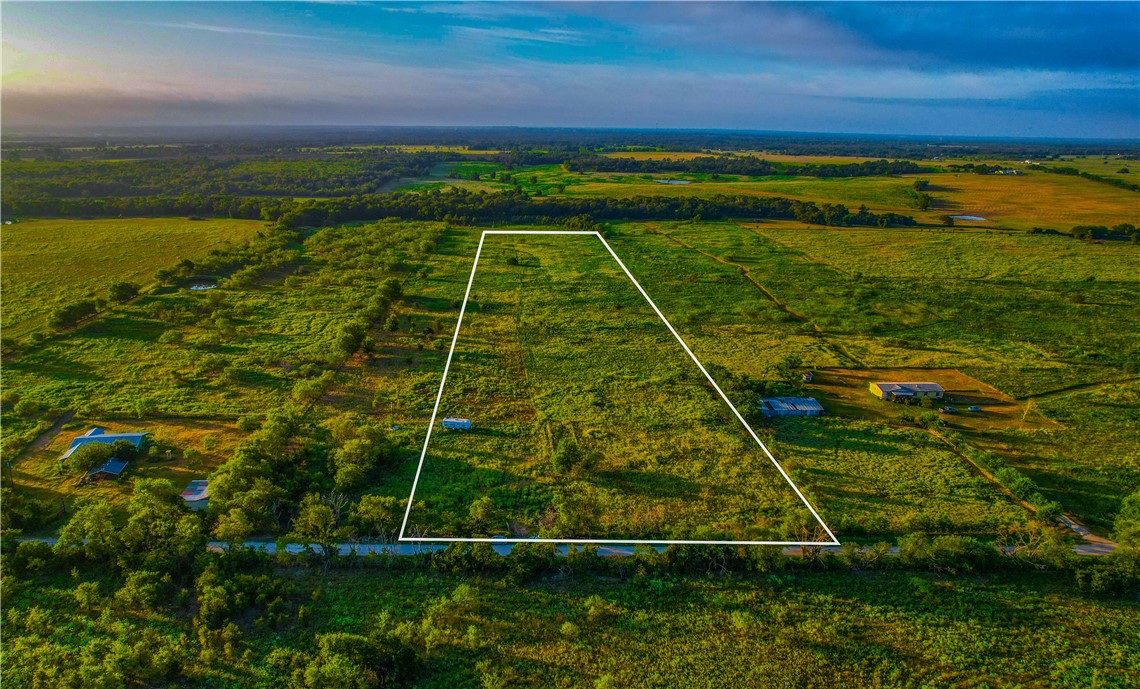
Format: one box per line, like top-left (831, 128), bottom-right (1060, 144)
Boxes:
top-left (409, 233), bottom-right (806, 541)
top-left (0, 217), bottom-right (267, 336)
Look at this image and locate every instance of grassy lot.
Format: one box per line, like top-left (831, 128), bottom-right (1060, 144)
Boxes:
top-left (1047, 154), bottom-right (1140, 187)
top-left (746, 223), bottom-right (1140, 281)
top-left (408, 233), bottom-right (808, 541)
top-left (0, 217), bottom-right (268, 337)
top-left (979, 380), bottom-right (1140, 532)
top-left (918, 171), bottom-right (1139, 230)
top-left (390, 155), bottom-right (1138, 233)
top-left (601, 220), bottom-right (1138, 534)
top-left (4, 217), bottom-right (1136, 539)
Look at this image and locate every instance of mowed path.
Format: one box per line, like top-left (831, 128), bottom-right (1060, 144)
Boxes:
top-left (640, 223), bottom-right (866, 367)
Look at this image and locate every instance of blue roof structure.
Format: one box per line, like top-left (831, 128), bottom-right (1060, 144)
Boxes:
top-left (87, 458), bottom-right (129, 478)
top-left (759, 397), bottom-right (825, 417)
top-left (61, 428), bottom-right (148, 461)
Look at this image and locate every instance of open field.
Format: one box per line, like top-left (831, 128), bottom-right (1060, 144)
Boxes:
top-left (915, 171), bottom-right (1140, 230)
top-left (604, 151), bottom-right (888, 164)
top-left (1045, 154), bottom-right (1140, 187)
top-left (0, 217), bottom-right (267, 336)
top-left (746, 223), bottom-right (1140, 281)
top-left (5, 216), bottom-right (1136, 541)
top-left (408, 233), bottom-right (810, 541)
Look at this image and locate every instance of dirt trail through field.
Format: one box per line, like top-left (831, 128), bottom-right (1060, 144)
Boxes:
top-left (13, 410), bottom-right (75, 462)
top-left (929, 429), bottom-right (1118, 554)
top-left (641, 223), bottom-right (865, 367)
top-left (1019, 375), bottom-right (1140, 401)
top-left (734, 223), bottom-right (948, 323)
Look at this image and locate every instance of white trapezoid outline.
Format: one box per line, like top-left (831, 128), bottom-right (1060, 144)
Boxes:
top-left (399, 230), bottom-right (839, 546)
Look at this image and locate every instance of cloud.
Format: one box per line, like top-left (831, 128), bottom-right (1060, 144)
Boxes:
top-left (447, 25), bottom-right (586, 45)
top-left (5, 55), bottom-right (1135, 139)
top-left (141, 21), bottom-right (326, 41)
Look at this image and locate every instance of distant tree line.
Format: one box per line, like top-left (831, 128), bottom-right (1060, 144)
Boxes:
top-left (270, 188), bottom-right (917, 229)
top-left (564, 155), bottom-right (930, 178)
top-left (1026, 164), bottom-right (1140, 193)
top-left (1, 150), bottom-right (442, 201)
top-left (3, 187), bottom-right (918, 229)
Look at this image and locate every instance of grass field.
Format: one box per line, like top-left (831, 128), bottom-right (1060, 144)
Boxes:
top-left (1047, 154), bottom-right (1140, 187)
top-left (0, 217), bottom-right (268, 336)
top-left (6, 215), bottom-right (1136, 540)
top-left (408, 233), bottom-right (810, 541)
top-left (386, 154), bottom-right (1139, 234)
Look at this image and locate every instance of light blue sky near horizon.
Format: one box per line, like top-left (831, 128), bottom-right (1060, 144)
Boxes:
top-left (3, 1), bottom-right (1138, 138)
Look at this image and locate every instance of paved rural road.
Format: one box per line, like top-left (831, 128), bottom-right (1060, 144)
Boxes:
top-left (18, 538), bottom-right (1114, 558)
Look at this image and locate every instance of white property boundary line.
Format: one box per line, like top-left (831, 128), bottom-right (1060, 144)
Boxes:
top-left (398, 230), bottom-right (839, 547)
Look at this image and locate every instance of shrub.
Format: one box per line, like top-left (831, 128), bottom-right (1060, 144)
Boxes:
top-left (236, 415), bottom-right (262, 432)
top-left (1075, 549), bottom-right (1139, 597)
top-left (13, 399), bottom-right (42, 418)
top-left (1113, 489), bottom-right (1140, 547)
top-left (109, 281), bottom-right (141, 303)
top-left (48, 299), bottom-right (98, 329)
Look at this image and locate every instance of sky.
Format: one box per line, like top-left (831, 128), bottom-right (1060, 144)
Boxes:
top-left (3, 1), bottom-right (1138, 138)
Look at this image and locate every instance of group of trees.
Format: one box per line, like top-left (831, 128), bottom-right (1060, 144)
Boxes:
top-left (1027, 163), bottom-right (1140, 192)
top-left (1069, 223), bottom-right (1139, 242)
top-left (565, 154), bottom-right (929, 178)
top-left (47, 282), bottom-right (141, 331)
top-left (266, 188), bottom-right (916, 230)
top-left (2, 150), bottom-right (442, 202)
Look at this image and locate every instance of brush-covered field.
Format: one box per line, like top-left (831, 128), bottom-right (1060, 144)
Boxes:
top-left (6, 216), bottom-right (1138, 541)
top-left (408, 233), bottom-right (808, 541)
top-left (0, 217), bottom-right (267, 336)
top-left (5, 562), bottom-right (1139, 689)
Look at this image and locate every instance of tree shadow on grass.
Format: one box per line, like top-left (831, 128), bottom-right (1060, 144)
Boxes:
top-left (591, 468), bottom-right (703, 501)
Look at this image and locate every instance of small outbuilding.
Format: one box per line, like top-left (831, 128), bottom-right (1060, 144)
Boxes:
top-left (181, 480), bottom-right (209, 511)
top-left (869, 382), bottom-right (945, 401)
top-left (87, 458), bottom-right (129, 481)
top-left (442, 417), bottom-right (472, 430)
top-left (759, 397), bottom-right (825, 417)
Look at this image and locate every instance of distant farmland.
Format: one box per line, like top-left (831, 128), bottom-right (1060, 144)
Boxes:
top-left (0, 217), bottom-right (267, 336)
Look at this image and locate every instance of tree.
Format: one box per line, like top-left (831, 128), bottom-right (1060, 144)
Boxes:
top-left (118, 479), bottom-right (205, 574)
top-left (1113, 489), bottom-right (1140, 548)
top-left (329, 421), bottom-right (391, 491)
top-left (353, 495), bottom-right (403, 542)
top-left (214, 507), bottom-right (255, 546)
top-left (551, 437), bottom-right (582, 473)
top-left (467, 496), bottom-right (502, 535)
top-left (110, 439), bottom-right (141, 463)
top-left (267, 631), bottom-right (415, 689)
top-left (56, 497), bottom-right (121, 562)
top-left (290, 493), bottom-right (354, 564)
top-left (551, 483), bottom-right (602, 538)
top-left (378, 278), bottom-right (402, 302)
top-left (69, 442), bottom-right (114, 474)
top-left (48, 299), bottom-right (98, 330)
top-left (108, 281), bottom-right (141, 303)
